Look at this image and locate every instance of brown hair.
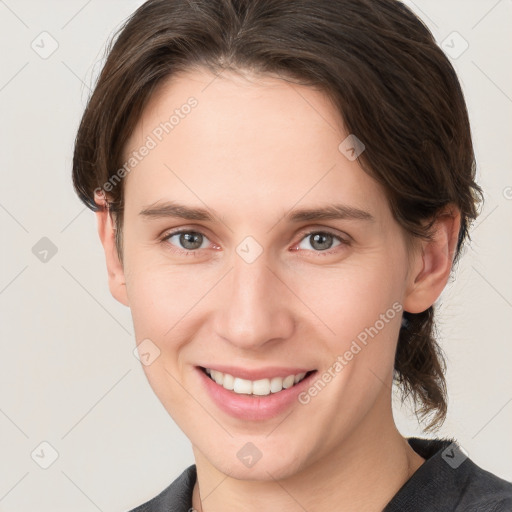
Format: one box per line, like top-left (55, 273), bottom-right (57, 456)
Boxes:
top-left (72, 0), bottom-right (483, 431)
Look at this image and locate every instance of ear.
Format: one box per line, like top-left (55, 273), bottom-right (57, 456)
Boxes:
top-left (403, 205), bottom-right (461, 314)
top-left (94, 190), bottom-right (129, 307)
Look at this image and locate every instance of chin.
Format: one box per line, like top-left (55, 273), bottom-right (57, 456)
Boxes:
top-left (202, 439), bottom-right (310, 482)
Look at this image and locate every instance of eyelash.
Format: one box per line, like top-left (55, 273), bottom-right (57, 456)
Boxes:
top-left (159, 228), bottom-right (351, 256)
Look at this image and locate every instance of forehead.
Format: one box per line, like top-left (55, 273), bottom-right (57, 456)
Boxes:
top-left (130, 67), bottom-right (346, 152)
top-left (122, 68), bottom-right (390, 225)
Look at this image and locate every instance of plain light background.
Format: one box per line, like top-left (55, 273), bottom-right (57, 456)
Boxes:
top-left (0, 0), bottom-right (511, 510)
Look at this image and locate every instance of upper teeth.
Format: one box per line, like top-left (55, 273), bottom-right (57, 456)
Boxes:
top-left (205, 368), bottom-right (307, 395)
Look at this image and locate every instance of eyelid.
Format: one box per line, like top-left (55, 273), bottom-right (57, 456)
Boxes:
top-left (291, 228), bottom-right (351, 255)
top-left (160, 226), bottom-right (351, 254)
top-left (296, 226), bottom-right (352, 244)
top-left (160, 227), bottom-right (217, 253)
top-left (161, 226), bottom-right (208, 241)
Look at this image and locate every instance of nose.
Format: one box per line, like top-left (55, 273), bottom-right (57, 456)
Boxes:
top-left (212, 253), bottom-right (295, 351)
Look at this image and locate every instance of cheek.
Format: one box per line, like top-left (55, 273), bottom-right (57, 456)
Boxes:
top-left (127, 270), bottom-right (191, 340)
top-left (124, 223), bottom-right (408, 348)
top-left (296, 256), bottom-right (405, 337)
top-left (304, 253), bottom-right (407, 392)
top-left (125, 265), bottom-right (200, 421)
top-left (124, 255), bottom-right (221, 372)
top-left (123, 240), bottom-right (198, 324)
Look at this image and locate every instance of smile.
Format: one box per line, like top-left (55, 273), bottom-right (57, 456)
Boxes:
top-left (202, 367), bottom-right (312, 396)
top-left (197, 365), bottom-right (318, 420)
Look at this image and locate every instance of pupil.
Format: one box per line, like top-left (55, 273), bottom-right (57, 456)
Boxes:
top-left (311, 233), bottom-right (332, 251)
top-left (181, 232), bottom-right (202, 249)
top-left (178, 232), bottom-right (333, 251)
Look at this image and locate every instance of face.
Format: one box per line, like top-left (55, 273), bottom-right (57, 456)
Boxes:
top-left (111, 68), bottom-right (422, 480)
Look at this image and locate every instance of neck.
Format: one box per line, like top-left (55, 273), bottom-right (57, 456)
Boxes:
top-left (192, 391), bottom-right (425, 512)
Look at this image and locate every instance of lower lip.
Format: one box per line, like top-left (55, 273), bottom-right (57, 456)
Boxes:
top-left (196, 367), bottom-right (317, 421)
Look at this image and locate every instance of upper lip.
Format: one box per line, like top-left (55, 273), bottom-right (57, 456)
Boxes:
top-left (198, 365), bottom-right (315, 381)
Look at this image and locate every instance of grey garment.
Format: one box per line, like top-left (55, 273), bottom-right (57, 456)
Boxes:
top-left (127, 465), bottom-right (196, 512)
top-left (127, 438), bottom-right (512, 512)
top-left (383, 437), bottom-right (512, 512)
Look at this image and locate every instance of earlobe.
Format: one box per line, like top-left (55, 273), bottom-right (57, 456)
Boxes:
top-left (94, 191), bottom-right (129, 307)
top-left (403, 206), bottom-right (461, 314)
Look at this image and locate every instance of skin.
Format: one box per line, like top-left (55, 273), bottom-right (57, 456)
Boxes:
top-left (95, 68), bottom-right (460, 511)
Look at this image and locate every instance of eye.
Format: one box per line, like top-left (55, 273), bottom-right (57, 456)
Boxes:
top-left (161, 229), bottom-right (213, 253)
top-left (160, 228), bottom-right (350, 256)
top-left (294, 230), bottom-right (349, 253)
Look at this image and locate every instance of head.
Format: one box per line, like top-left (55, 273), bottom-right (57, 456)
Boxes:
top-left (72, 0), bottom-right (482, 480)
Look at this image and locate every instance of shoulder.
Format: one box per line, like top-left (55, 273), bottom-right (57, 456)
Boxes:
top-left (454, 460), bottom-right (512, 512)
top-left (126, 465), bottom-right (197, 512)
top-left (385, 437), bottom-right (512, 512)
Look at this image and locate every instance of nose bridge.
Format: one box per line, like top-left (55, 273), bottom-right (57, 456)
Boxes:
top-left (232, 254), bottom-right (271, 309)
top-left (213, 249), bottom-right (293, 349)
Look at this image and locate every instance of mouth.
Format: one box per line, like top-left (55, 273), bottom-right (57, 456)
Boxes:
top-left (200, 366), bottom-right (316, 396)
top-left (196, 365), bottom-right (318, 420)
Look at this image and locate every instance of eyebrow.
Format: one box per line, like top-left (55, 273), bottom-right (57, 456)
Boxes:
top-left (139, 201), bottom-right (375, 223)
